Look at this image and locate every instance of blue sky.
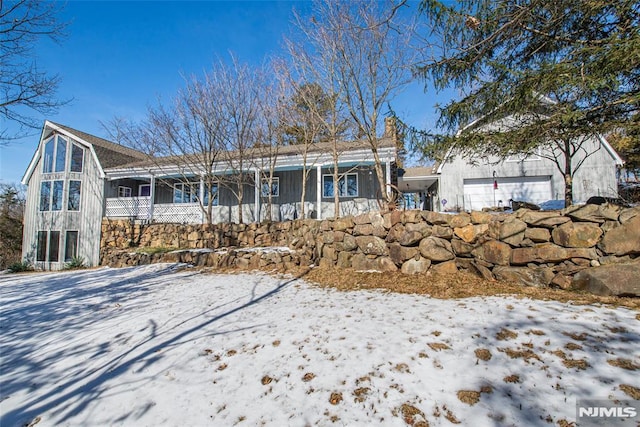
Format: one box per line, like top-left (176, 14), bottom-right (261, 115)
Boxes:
top-left (1, 0), bottom-right (445, 185)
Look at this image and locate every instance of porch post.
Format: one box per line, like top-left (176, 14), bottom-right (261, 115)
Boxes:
top-left (149, 175), bottom-right (155, 220)
top-left (254, 168), bottom-right (260, 222)
top-left (199, 176), bottom-right (205, 223)
top-left (316, 165), bottom-right (322, 220)
top-left (385, 160), bottom-right (392, 188)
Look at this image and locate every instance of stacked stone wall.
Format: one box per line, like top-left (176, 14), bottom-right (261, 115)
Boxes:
top-left (100, 204), bottom-right (640, 289)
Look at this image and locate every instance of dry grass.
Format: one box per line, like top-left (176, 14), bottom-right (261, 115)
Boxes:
top-left (499, 347), bottom-right (541, 362)
top-left (396, 403), bottom-right (428, 426)
top-left (619, 384), bottom-right (640, 399)
top-left (503, 374), bottom-right (520, 383)
top-left (496, 328), bottom-right (518, 341)
top-left (329, 392), bottom-right (343, 405)
top-left (302, 267), bottom-right (640, 309)
top-left (607, 358), bottom-right (640, 371)
top-left (428, 343), bottom-right (450, 351)
top-left (475, 348), bottom-right (492, 361)
top-left (456, 390), bottom-right (481, 405)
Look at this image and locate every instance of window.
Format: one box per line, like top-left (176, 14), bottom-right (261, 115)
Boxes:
top-left (173, 182), bottom-right (198, 203)
top-left (261, 177), bottom-right (279, 197)
top-left (43, 139), bottom-right (54, 173)
top-left (36, 231), bottom-right (61, 262)
top-left (39, 180), bottom-right (63, 211)
top-left (40, 181), bottom-right (51, 211)
top-left (55, 137), bottom-right (67, 172)
top-left (70, 144), bottom-right (84, 172)
top-left (322, 173), bottom-right (358, 198)
top-left (52, 181), bottom-right (63, 211)
top-left (68, 180), bottom-right (81, 211)
top-left (49, 231), bottom-right (60, 262)
top-left (506, 148), bottom-right (542, 162)
top-left (139, 184), bottom-right (151, 197)
top-left (202, 183), bottom-right (219, 206)
top-left (118, 186), bottom-right (132, 198)
top-left (37, 231), bottom-right (47, 262)
top-left (42, 135), bottom-right (70, 173)
top-left (64, 231), bottom-right (79, 262)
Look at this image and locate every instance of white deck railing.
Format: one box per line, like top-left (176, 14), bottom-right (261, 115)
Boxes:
top-left (105, 198), bottom-right (203, 223)
top-left (153, 203), bottom-right (202, 224)
top-left (105, 197), bottom-right (151, 219)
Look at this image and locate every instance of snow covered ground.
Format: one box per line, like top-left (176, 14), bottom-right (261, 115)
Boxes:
top-left (1, 264), bottom-right (638, 427)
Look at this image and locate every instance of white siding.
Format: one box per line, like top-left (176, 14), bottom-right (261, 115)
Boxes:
top-left (22, 136), bottom-right (104, 269)
top-left (438, 135), bottom-right (619, 212)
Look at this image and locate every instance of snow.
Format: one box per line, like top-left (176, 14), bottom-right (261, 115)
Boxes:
top-left (1, 264), bottom-right (638, 426)
top-left (539, 200), bottom-right (566, 211)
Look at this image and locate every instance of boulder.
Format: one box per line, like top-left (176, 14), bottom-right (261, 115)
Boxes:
top-left (451, 239), bottom-right (474, 256)
top-left (431, 260), bottom-right (458, 274)
top-left (449, 213), bottom-right (471, 228)
top-left (385, 223), bottom-right (406, 243)
top-left (599, 215), bottom-right (640, 256)
top-left (563, 203), bottom-right (621, 223)
top-left (353, 224), bottom-right (374, 236)
top-left (571, 263), bottom-right (640, 296)
top-left (398, 230), bottom-right (427, 247)
top-left (389, 243), bottom-right (420, 265)
top-left (492, 217), bottom-right (527, 246)
top-left (419, 236), bottom-right (455, 262)
top-left (340, 234), bottom-right (358, 252)
top-left (511, 243), bottom-right (597, 264)
top-left (472, 261), bottom-right (495, 281)
top-left (619, 206), bottom-right (640, 224)
top-left (401, 257), bottom-right (431, 274)
top-left (470, 211), bottom-right (493, 224)
top-left (493, 266), bottom-right (555, 287)
top-left (471, 240), bottom-right (511, 266)
top-left (333, 217), bottom-right (354, 231)
top-left (524, 227), bottom-right (551, 243)
top-left (551, 222), bottom-right (603, 248)
top-left (422, 211), bottom-right (451, 225)
top-left (351, 254), bottom-right (397, 272)
top-left (517, 210), bottom-right (571, 228)
top-left (454, 223), bottom-right (489, 243)
top-left (355, 236), bottom-right (388, 256)
top-left (431, 225), bottom-right (453, 239)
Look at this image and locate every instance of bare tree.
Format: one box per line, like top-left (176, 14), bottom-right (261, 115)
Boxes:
top-left (294, 0), bottom-right (416, 206)
top-left (1, 0), bottom-right (69, 143)
top-left (210, 57), bottom-right (261, 224)
top-left (254, 60), bottom-right (290, 222)
top-left (107, 73), bottom-right (223, 224)
top-left (287, 13), bottom-right (352, 219)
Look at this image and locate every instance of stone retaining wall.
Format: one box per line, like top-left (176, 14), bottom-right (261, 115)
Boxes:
top-left (100, 204), bottom-right (640, 289)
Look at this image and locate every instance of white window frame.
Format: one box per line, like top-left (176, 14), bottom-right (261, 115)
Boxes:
top-left (70, 143), bottom-right (84, 173)
top-left (118, 186), bottom-right (132, 198)
top-left (506, 147), bottom-right (542, 162)
top-left (202, 182), bottom-right (219, 206)
top-left (67, 180), bottom-right (81, 211)
top-left (261, 177), bottom-right (279, 197)
top-left (322, 173), bottom-right (359, 198)
top-left (64, 230), bottom-right (79, 262)
top-left (139, 184), bottom-right (151, 197)
top-left (173, 182), bottom-right (199, 204)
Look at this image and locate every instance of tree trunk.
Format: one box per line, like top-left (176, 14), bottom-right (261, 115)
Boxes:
top-left (564, 139), bottom-right (573, 207)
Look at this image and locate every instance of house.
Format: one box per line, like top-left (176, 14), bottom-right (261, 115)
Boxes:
top-left (398, 113), bottom-right (624, 212)
top-left (21, 120), bottom-right (400, 270)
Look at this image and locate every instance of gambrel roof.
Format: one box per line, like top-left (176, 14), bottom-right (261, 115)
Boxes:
top-left (22, 121), bottom-right (147, 184)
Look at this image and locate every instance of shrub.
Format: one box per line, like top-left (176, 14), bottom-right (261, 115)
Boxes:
top-left (63, 256), bottom-right (86, 270)
top-left (7, 261), bottom-right (33, 273)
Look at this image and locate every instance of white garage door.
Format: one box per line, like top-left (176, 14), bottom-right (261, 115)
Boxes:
top-left (463, 176), bottom-right (552, 211)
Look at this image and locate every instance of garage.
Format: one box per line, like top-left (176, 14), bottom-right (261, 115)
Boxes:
top-left (462, 175), bottom-right (552, 211)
